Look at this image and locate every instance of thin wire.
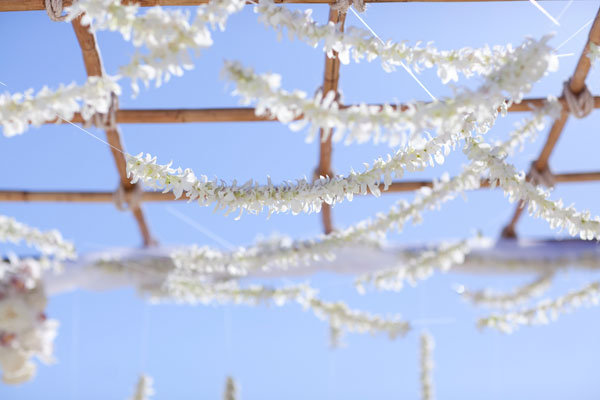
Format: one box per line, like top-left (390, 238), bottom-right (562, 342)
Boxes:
top-left (59, 116), bottom-right (127, 155)
top-left (556, 0), bottom-right (574, 21)
top-left (557, 52), bottom-right (575, 58)
top-left (556, 17), bottom-right (594, 50)
top-left (165, 206), bottom-right (236, 250)
top-left (528, 0), bottom-right (560, 26)
top-left (348, 7), bottom-right (438, 102)
top-left (0, 81), bottom-right (6, 87)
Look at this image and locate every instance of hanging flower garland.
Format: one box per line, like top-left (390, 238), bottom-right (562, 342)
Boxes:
top-left (478, 281), bottom-right (600, 334)
top-left (420, 331), bottom-right (435, 400)
top-left (355, 239), bottom-right (472, 293)
top-left (0, 76), bottom-right (120, 137)
top-left (159, 278), bottom-right (411, 346)
top-left (456, 272), bottom-right (555, 309)
top-left (256, 0), bottom-right (528, 83)
top-left (129, 375), bottom-right (155, 400)
top-left (0, 258), bottom-right (58, 385)
top-left (126, 98), bottom-right (557, 222)
top-left (222, 34), bottom-right (556, 146)
top-left (0, 215), bottom-right (76, 268)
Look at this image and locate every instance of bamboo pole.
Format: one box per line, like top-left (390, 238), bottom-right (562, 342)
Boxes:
top-left (501, 6), bottom-right (600, 239)
top-left (0, 0), bottom-right (543, 12)
top-left (315, 7), bottom-right (345, 235)
top-left (1, 171), bottom-right (598, 202)
top-left (72, 15), bottom-right (155, 247)
top-left (42, 97), bottom-right (600, 126)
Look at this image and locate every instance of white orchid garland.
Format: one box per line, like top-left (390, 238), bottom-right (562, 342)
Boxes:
top-left (129, 375), bottom-right (155, 400)
top-left (420, 331), bottom-right (435, 400)
top-left (0, 215), bottom-right (76, 265)
top-left (222, 35), bottom-right (556, 146)
top-left (478, 281), bottom-right (600, 334)
top-left (457, 272), bottom-right (555, 309)
top-left (256, 0), bottom-right (526, 83)
top-left (0, 76), bottom-right (120, 137)
top-left (160, 278), bottom-right (410, 346)
top-left (355, 239), bottom-right (472, 293)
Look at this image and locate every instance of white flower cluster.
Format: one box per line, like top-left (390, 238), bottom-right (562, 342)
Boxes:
top-left (456, 272), bottom-right (554, 309)
top-left (420, 331), bottom-right (435, 400)
top-left (0, 215), bottom-right (76, 270)
top-left (66, 0), bottom-right (246, 94)
top-left (256, 0), bottom-right (524, 83)
top-left (478, 281), bottom-right (600, 334)
top-left (161, 278), bottom-right (410, 346)
top-left (130, 375), bottom-right (155, 400)
top-left (222, 35), bottom-right (556, 146)
top-left (0, 76), bottom-right (120, 137)
top-left (355, 240), bottom-right (471, 293)
top-left (0, 259), bottom-right (58, 384)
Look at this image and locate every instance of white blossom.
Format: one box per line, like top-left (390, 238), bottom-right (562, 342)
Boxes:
top-left (420, 331), bottom-right (435, 400)
top-left (457, 272), bottom-right (555, 309)
top-left (0, 76), bottom-right (120, 137)
top-left (355, 239), bottom-right (472, 293)
top-left (223, 376), bottom-right (238, 400)
top-left (588, 43), bottom-right (600, 64)
top-left (0, 259), bottom-right (58, 385)
top-left (478, 281), bottom-right (600, 333)
top-left (222, 35), bottom-right (557, 146)
top-left (256, 0), bottom-right (530, 83)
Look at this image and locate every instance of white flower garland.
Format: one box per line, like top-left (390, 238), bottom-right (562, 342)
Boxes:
top-left (130, 375), bottom-right (155, 400)
top-left (456, 272), bottom-right (555, 309)
top-left (355, 239), bottom-right (472, 293)
top-left (420, 331), bottom-right (435, 400)
top-left (465, 136), bottom-right (600, 241)
top-left (0, 258), bottom-right (58, 385)
top-left (0, 215), bottom-right (76, 265)
top-left (478, 281), bottom-right (600, 334)
top-left (222, 35), bottom-right (556, 146)
top-left (0, 76), bottom-right (120, 137)
top-left (160, 278), bottom-right (410, 346)
top-left (126, 97), bottom-right (556, 227)
top-left (256, 0), bottom-right (526, 83)
top-left (66, 0), bottom-right (246, 94)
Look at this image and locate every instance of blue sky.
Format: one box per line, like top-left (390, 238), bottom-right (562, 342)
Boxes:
top-left (2, 1), bottom-right (600, 399)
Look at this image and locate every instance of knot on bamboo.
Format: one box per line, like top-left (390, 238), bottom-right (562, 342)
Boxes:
top-left (529, 162), bottom-right (555, 189)
top-left (563, 79), bottom-right (594, 119)
top-left (45, 0), bottom-right (68, 21)
top-left (113, 183), bottom-right (143, 212)
top-left (331, 0), bottom-right (366, 14)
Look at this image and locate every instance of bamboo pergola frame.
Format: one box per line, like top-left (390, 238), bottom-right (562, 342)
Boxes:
top-left (2, 0), bottom-right (600, 246)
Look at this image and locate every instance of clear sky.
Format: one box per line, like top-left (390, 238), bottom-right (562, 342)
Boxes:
top-left (2, 1), bottom-right (600, 399)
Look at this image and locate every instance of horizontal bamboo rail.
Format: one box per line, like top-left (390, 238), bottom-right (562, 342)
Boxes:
top-left (0, 0), bottom-right (543, 12)
top-left (1, 171), bottom-right (598, 202)
top-left (43, 97), bottom-right (600, 126)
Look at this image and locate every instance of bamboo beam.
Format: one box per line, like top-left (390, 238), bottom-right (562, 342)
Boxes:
top-left (316, 8), bottom-right (345, 235)
top-left (2, 171), bottom-right (598, 202)
top-left (42, 97), bottom-right (600, 126)
top-left (0, 0), bottom-right (545, 12)
top-left (501, 6), bottom-right (600, 239)
top-left (72, 15), bottom-right (155, 247)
